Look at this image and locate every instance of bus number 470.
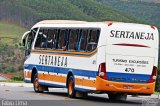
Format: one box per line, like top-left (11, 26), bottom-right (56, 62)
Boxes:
top-left (125, 68), bottom-right (134, 73)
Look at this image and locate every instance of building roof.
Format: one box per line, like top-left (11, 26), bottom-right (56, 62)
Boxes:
top-left (0, 73), bottom-right (13, 79)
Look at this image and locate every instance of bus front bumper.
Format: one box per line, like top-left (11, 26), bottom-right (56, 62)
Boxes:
top-left (96, 76), bottom-right (155, 95)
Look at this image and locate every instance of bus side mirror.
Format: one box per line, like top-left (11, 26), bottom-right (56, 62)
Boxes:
top-left (22, 39), bottom-right (26, 46)
top-left (21, 31), bottom-right (31, 47)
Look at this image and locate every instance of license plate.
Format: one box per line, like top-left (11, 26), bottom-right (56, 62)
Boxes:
top-left (123, 85), bottom-right (134, 89)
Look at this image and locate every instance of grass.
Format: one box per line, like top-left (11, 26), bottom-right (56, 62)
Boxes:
top-left (154, 92), bottom-right (160, 95)
top-left (0, 80), bottom-right (23, 83)
top-left (0, 21), bottom-right (27, 45)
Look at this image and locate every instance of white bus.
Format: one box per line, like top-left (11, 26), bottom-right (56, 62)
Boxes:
top-left (22, 20), bottom-right (159, 101)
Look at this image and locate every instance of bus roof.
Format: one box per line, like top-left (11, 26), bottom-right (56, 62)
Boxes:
top-left (31, 20), bottom-right (114, 29)
top-left (37, 20), bottom-right (88, 24)
top-left (31, 20), bottom-right (156, 30)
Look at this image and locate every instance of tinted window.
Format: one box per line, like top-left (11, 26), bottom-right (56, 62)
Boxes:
top-left (34, 28), bottom-right (100, 52)
top-left (68, 29), bottom-right (79, 51)
top-left (47, 29), bottom-right (57, 49)
top-left (79, 29), bottom-right (89, 51)
top-left (86, 29), bottom-right (100, 51)
top-left (35, 28), bottom-right (59, 49)
top-left (57, 29), bottom-right (68, 50)
top-left (35, 29), bottom-right (45, 49)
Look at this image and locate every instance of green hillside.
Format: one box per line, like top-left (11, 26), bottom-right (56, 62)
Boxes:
top-left (96, 0), bottom-right (160, 27)
top-left (0, 21), bottom-right (26, 45)
top-left (0, 22), bottom-right (26, 75)
top-left (0, 0), bottom-right (144, 28)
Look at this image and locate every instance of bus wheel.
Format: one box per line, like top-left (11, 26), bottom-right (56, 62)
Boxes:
top-left (67, 76), bottom-right (75, 98)
top-left (33, 74), bottom-right (43, 93)
top-left (108, 93), bottom-right (127, 101)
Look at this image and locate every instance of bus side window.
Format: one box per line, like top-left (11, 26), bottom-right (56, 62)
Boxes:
top-left (79, 29), bottom-right (89, 52)
top-left (35, 29), bottom-right (47, 49)
top-left (57, 29), bottom-right (68, 50)
top-left (68, 29), bottom-right (79, 51)
top-left (41, 29), bottom-right (48, 48)
top-left (86, 29), bottom-right (100, 52)
top-left (47, 29), bottom-right (57, 49)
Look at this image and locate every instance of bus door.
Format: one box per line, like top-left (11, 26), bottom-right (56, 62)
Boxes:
top-left (34, 28), bottom-right (49, 83)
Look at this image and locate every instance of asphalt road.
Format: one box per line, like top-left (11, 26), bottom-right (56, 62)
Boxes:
top-left (0, 84), bottom-right (159, 106)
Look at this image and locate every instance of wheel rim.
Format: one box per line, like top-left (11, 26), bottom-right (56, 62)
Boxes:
top-left (69, 80), bottom-right (73, 95)
top-left (34, 78), bottom-right (39, 91)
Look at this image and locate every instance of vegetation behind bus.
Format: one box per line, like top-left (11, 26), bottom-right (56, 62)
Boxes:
top-left (0, 22), bottom-right (26, 80)
top-left (156, 65), bottom-right (160, 92)
top-left (0, 0), bottom-right (146, 28)
top-left (97, 0), bottom-right (160, 26)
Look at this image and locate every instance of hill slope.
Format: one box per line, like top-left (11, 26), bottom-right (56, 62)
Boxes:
top-left (96, 0), bottom-right (160, 26)
top-left (142, 0), bottom-right (160, 3)
top-left (0, 22), bottom-right (26, 74)
top-left (0, 0), bottom-right (143, 28)
top-left (0, 21), bottom-right (26, 45)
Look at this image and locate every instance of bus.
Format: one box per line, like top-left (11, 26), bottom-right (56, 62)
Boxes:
top-left (22, 20), bottom-right (159, 101)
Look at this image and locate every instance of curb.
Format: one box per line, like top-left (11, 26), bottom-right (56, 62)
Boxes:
top-left (0, 82), bottom-right (32, 87)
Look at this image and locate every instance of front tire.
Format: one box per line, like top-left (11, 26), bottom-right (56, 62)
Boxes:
top-left (33, 74), bottom-right (43, 93)
top-left (67, 76), bottom-right (76, 98)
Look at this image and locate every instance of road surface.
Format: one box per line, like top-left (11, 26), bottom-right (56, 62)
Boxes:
top-left (0, 83), bottom-right (160, 106)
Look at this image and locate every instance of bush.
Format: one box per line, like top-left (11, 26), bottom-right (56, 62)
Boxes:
top-left (156, 65), bottom-right (160, 92)
top-left (3, 66), bottom-right (15, 73)
top-left (18, 65), bottom-right (23, 71)
top-left (11, 75), bottom-right (23, 81)
top-left (156, 75), bottom-right (160, 92)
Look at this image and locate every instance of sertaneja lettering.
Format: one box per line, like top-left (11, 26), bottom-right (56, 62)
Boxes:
top-left (39, 55), bottom-right (67, 67)
top-left (110, 30), bottom-right (154, 40)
